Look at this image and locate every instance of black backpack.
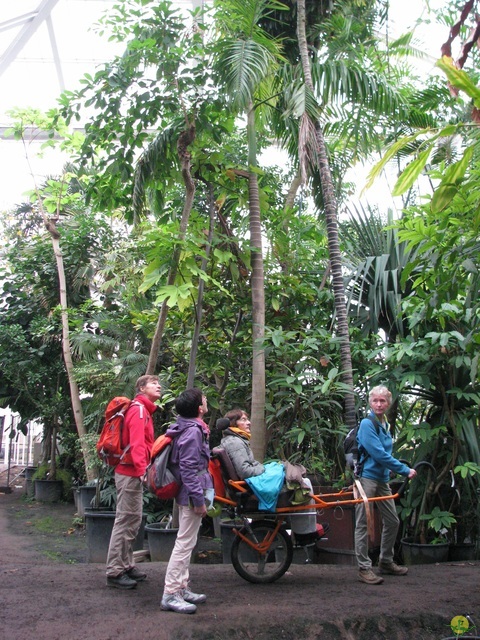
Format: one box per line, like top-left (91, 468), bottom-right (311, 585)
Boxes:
top-left (343, 417), bottom-right (380, 474)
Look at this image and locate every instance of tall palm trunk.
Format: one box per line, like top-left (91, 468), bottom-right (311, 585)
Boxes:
top-left (247, 103), bottom-right (266, 460)
top-left (296, 0), bottom-right (356, 429)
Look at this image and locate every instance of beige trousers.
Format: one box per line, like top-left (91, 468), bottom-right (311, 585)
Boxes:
top-left (163, 504), bottom-right (203, 595)
top-left (106, 474), bottom-right (143, 577)
top-left (354, 477), bottom-right (399, 570)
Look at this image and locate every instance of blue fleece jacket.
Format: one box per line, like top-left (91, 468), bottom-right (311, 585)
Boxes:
top-left (357, 412), bottom-right (410, 482)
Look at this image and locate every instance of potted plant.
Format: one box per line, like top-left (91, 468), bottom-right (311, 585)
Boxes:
top-left (33, 411), bottom-right (74, 502)
top-left (399, 474), bottom-right (454, 565)
top-left (145, 513), bottom-right (179, 562)
top-left (83, 461), bottom-right (170, 562)
top-left (446, 464), bottom-right (479, 561)
top-left (84, 465), bottom-right (149, 563)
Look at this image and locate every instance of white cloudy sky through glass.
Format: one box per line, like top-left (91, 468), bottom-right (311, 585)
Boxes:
top-left (0, 0), bottom-right (456, 212)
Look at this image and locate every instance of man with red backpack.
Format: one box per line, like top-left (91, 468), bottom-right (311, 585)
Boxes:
top-left (106, 375), bottom-right (162, 589)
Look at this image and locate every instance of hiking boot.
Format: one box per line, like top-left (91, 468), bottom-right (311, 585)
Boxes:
top-left (126, 567), bottom-right (147, 582)
top-left (161, 592), bottom-right (197, 614)
top-left (358, 569), bottom-right (384, 585)
top-left (181, 588), bottom-right (207, 604)
top-left (379, 561), bottom-right (408, 576)
top-left (106, 573), bottom-right (137, 590)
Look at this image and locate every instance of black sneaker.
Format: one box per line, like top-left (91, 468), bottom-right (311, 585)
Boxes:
top-left (107, 573), bottom-right (137, 589)
top-left (127, 567), bottom-right (147, 582)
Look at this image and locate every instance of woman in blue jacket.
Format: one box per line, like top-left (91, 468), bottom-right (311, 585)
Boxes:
top-left (355, 386), bottom-right (416, 585)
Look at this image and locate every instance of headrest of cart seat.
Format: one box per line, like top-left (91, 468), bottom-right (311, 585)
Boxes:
top-left (211, 446), bottom-right (241, 482)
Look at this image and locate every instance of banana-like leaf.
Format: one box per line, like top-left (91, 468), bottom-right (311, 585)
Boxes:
top-left (437, 56), bottom-right (480, 108)
top-left (392, 147), bottom-right (433, 196)
top-left (431, 145), bottom-right (474, 213)
top-left (364, 130), bottom-right (429, 192)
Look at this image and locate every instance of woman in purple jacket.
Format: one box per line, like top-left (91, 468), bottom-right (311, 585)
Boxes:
top-left (160, 388), bottom-right (213, 615)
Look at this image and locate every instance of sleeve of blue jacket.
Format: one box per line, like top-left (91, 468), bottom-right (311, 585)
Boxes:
top-left (357, 416), bottom-right (410, 482)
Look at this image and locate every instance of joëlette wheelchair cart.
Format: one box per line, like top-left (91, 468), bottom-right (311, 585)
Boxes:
top-left (209, 446), bottom-right (433, 584)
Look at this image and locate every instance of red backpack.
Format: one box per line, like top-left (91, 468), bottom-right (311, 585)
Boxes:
top-left (96, 397), bottom-right (139, 467)
top-left (144, 434), bottom-right (180, 500)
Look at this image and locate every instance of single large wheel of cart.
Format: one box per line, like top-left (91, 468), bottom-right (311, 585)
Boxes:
top-left (230, 520), bottom-right (293, 583)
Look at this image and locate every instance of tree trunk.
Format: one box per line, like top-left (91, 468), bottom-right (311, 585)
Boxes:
top-left (296, 0), bottom-right (356, 430)
top-left (147, 124), bottom-right (196, 374)
top-left (49, 232), bottom-right (97, 481)
top-left (187, 183), bottom-right (216, 387)
top-left (247, 103), bottom-right (266, 461)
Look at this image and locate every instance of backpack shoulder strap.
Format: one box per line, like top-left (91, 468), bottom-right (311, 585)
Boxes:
top-left (365, 413), bottom-right (382, 434)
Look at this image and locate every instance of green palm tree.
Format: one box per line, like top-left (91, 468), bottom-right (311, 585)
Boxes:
top-left (212, 0), bottom-right (284, 459)
top-left (294, 0), bottom-right (357, 429)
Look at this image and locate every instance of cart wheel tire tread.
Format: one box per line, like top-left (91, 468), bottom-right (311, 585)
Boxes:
top-left (230, 520), bottom-right (293, 584)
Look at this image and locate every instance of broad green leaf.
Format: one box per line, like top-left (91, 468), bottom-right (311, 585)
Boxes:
top-left (431, 185), bottom-right (457, 213)
top-left (392, 147), bottom-right (432, 196)
top-left (364, 131), bottom-right (427, 191)
top-left (431, 146), bottom-right (474, 213)
top-left (438, 124), bottom-right (460, 137)
top-left (442, 145), bottom-right (474, 184)
top-left (437, 57), bottom-right (480, 107)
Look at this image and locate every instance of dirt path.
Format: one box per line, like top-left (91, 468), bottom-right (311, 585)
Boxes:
top-left (0, 475), bottom-right (479, 640)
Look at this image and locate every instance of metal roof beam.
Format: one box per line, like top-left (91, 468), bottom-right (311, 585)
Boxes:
top-left (0, 12), bottom-right (37, 33)
top-left (0, 0), bottom-right (62, 78)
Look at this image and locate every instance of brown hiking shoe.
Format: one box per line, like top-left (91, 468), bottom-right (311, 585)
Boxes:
top-left (358, 569), bottom-right (384, 585)
top-left (379, 562), bottom-right (408, 576)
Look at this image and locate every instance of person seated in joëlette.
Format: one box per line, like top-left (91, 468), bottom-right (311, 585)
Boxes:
top-left (218, 408), bottom-right (328, 545)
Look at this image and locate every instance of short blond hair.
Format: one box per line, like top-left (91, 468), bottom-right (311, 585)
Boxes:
top-left (369, 385), bottom-right (392, 405)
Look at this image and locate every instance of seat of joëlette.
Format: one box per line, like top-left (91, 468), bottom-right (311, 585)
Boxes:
top-left (210, 446), bottom-right (261, 511)
top-left (210, 446), bottom-right (296, 512)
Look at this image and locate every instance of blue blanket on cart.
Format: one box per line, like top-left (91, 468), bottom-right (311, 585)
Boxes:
top-left (245, 461), bottom-right (285, 511)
